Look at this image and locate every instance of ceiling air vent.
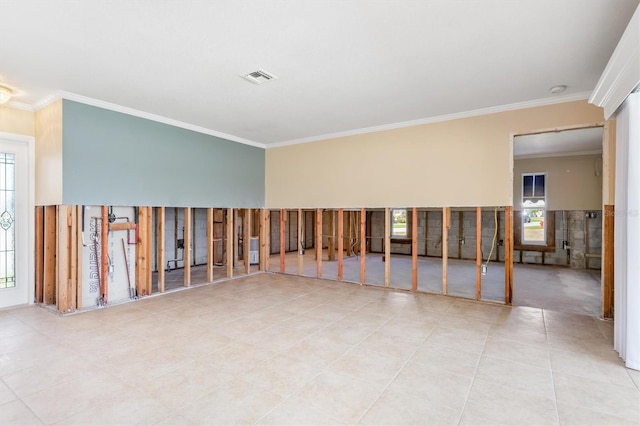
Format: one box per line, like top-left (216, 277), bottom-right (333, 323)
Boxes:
top-left (242, 69), bottom-right (278, 84)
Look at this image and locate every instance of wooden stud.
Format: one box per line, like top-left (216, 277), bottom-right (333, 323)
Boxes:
top-left (43, 206), bottom-right (56, 305)
top-left (184, 207), bottom-right (191, 286)
top-left (260, 209), bottom-right (270, 271)
top-left (69, 205), bottom-right (78, 311)
top-left (360, 208), bottom-right (366, 284)
top-left (442, 207), bottom-right (450, 295)
top-left (101, 206), bottom-right (109, 303)
top-left (244, 208), bottom-right (251, 275)
top-left (316, 208), bottom-right (322, 278)
top-left (476, 207), bottom-right (482, 301)
top-left (174, 207), bottom-right (179, 261)
top-left (226, 208), bottom-right (233, 277)
top-left (424, 211), bottom-right (429, 256)
top-left (157, 207), bottom-right (165, 291)
top-left (412, 207), bottom-right (418, 291)
top-left (458, 211), bottom-right (463, 259)
top-left (280, 209), bottom-right (286, 273)
top-left (34, 207), bottom-right (44, 304)
top-left (146, 207), bottom-right (153, 295)
top-left (297, 209), bottom-right (304, 275)
top-left (504, 206), bottom-right (514, 304)
top-left (206, 208), bottom-right (214, 282)
top-left (75, 206), bottom-right (83, 310)
top-left (56, 206), bottom-right (69, 313)
top-left (135, 207), bottom-right (145, 297)
top-left (328, 210), bottom-right (335, 261)
top-left (338, 208), bottom-right (344, 281)
top-left (603, 205), bottom-right (614, 318)
top-left (384, 207), bottom-right (390, 287)
top-left (109, 222), bottom-right (137, 231)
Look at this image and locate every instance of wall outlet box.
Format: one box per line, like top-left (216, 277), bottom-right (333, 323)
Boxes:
top-left (481, 264), bottom-right (487, 275)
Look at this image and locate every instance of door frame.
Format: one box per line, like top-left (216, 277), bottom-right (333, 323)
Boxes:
top-left (509, 121), bottom-right (611, 317)
top-left (0, 132), bottom-right (35, 307)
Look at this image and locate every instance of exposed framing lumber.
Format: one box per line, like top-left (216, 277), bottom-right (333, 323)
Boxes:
top-left (504, 206), bottom-right (514, 304)
top-left (244, 208), bottom-right (251, 275)
top-left (442, 207), bottom-right (450, 295)
top-left (316, 208), bottom-right (322, 278)
top-left (603, 205), bottom-right (614, 318)
top-left (43, 206), bottom-right (56, 305)
top-left (56, 206), bottom-right (71, 313)
top-left (280, 209), bottom-right (286, 273)
top-left (297, 209), bottom-right (304, 275)
top-left (109, 222), bottom-right (137, 231)
top-left (360, 208), bottom-right (366, 284)
top-left (412, 207), bottom-right (418, 291)
top-left (70, 206), bottom-right (78, 311)
top-left (328, 210), bottom-right (335, 261)
top-left (101, 206), bottom-right (109, 303)
top-left (184, 207), bottom-right (191, 286)
top-left (344, 211), bottom-right (352, 257)
top-left (458, 211), bottom-right (463, 259)
top-left (260, 209), bottom-right (270, 271)
top-left (157, 207), bottom-right (166, 291)
top-left (206, 208), bottom-right (213, 282)
top-left (76, 205), bottom-right (83, 310)
top-left (424, 211), bottom-right (429, 256)
top-left (337, 208), bottom-right (344, 281)
top-left (476, 207), bottom-right (482, 301)
top-left (384, 207), bottom-right (390, 287)
top-left (146, 207), bottom-right (152, 295)
top-left (35, 207), bottom-right (44, 304)
top-left (226, 208), bottom-right (233, 277)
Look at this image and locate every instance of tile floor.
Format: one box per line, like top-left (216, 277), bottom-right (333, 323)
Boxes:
top-left (0, 273), bottom-right (638, 425)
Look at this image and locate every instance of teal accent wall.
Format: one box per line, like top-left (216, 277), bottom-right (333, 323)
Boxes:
top-left (62, 100), bottom-right (265, 207)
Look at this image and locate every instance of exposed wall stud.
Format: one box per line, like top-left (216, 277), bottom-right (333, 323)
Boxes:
top-left (442, 207), bottom-right (450, 295)
top-left (603, 204), bottom-right (614, 318)
top-left (412, 207), bottom-right (418, 291)
top-left (35, 207), bottom-right (44, 304)
top-left (226, 208), bottom-right (233, 277)
top-left (384, 207), bottom-right (390, 287)
top-left (360, 208), bottom-right (366, 284)
top-left (280, 209), bottom-right (286, 273)
top-left (101, 206), bottom-right (109, 303)
top-left (43, 206), bottom-right (56, 305)
top-left (476, 207), bottom-right (482, 300)
top-left (297, 209), bottom-right (304, 275)
top-left (157, 207), bottom-right (165, 291)
top-left (206, 208), bottom-right (214, 282)
top-left (316, 208), bottom-right (322, 278)
top-left (244, 208), bottom-right (251, 275)
top-left (183, 207), bottom-right (191, 286)
top-left (338, 208), bottom-right (344, 281)
top-left (505, 206), bottom-right (514, 304)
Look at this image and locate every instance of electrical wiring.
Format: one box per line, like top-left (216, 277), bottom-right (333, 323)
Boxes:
top-left (483, 207), bottom-right (498, 269)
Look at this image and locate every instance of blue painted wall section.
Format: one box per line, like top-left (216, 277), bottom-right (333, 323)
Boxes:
top-left (62, 100), bottom-right (265, 207)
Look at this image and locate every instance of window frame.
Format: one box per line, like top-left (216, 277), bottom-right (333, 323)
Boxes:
top-left (390, 208), bottom-right (409, 239)
top-left (521, 172), bottom-right (547, 246)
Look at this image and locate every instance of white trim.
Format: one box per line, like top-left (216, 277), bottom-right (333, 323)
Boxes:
top-left (4, 101), bottom-right (34, 112)
top-left (514, 149), bottom-right (602, 160)
top-left (33, 91), bottom-right (266, 149)
top-left (589, 4), bottom-right (640, 119)
top-left (267, 91), bottom-right (592, 148)
top-left (0, 132), bottom-right (35, 306)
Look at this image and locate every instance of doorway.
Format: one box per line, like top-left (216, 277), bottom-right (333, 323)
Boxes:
top-left (0, 135), bottom-right (31, 309)
top-left (511, 126), bottom-right (605, 316)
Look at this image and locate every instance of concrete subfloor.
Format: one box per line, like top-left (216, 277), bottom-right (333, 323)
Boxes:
top-left (269, 249), bottom-right (602, 317)
top-left (1, 274), bottom-right (637, 425)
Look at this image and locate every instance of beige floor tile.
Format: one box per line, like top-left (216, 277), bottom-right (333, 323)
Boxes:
top-left (56, 389), bottom-right (171, 425)
top-left (557, 401), bottom-right (640, 425)
top-left (448, 300), bottom-right (502, 322)
top-left (628, 368), bottom-right (640, 390)
top-left (141, 360), bottom-right (235, 411)
top-left (0, 379), bottom-right (17, 405)
top-left (440, 313), bottom-right (493, 334)
top-left (154, 413), bottom-right (199, 425)
top-left (410, 341), bottom-right (481, 377)
top-left (326, 346), bottom-right (407, 388)
top-left (482, 336), bottom-right (551, 369)
top-left (550, 348), bottom-right (636, 388)
top-left (177, 378), bottom-right (284, 425)
top-left (463, 378), bottom-right (558, 425)
top-left (425, 325), bottom-right (487, 354)
top-left (359, 386), bottom-right (462, 425)
top-left (320, 322), bottom-right (379, 345)
top-left (285, 333), bottom-right (354, 369)
top-left (242, 325), bottom-right (308, 352)
top-left (105, 345), bottom-right (192, 386)
top-left (205, 341), bottom-right (278, 376)
top-left (376, 316), bottom-right (438, 341)
top-left (553, 371), bottom-right (640, 422)
top-left (257, 395), bottom-right (347, 425)
top-left (386, 359), bottom-right (474, 411)
top-left (294, 370), bottom-right (384, 424)
top-left (356, 331), bottom-right (423, 360)
top-left (22, 371), bottom-right (130, 424)
top-left (240, 353), bottom-right (324, 398)
top-left (0, 400), bottom-right (43, 425)
top-left (476, 355), bottom-right (555, 399)
top-left (488, 322), bottom-right (548, 345)
top-left (546, 333), bottom-right (618, 359)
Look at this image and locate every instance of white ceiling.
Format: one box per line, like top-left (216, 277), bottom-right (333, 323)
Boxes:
top-left (514, 127), bottom-right (604, 159)
top-left (0, 0), bottom-right (637, 147)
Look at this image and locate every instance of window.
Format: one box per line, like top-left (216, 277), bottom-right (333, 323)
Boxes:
top-left (522, 173), bottom-right (546, 244)
top-left (391, 209), bottom-right (407, 238)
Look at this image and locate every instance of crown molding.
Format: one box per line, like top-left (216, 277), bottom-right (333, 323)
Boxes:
top-left (32, 91), bottom-right (266, 149)
top-left (3, 100), bottom-right (34, 111)
top-left (589, 4), bottom-right (639, 119)
top-left (267, 91), bottom-right (592, 149)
